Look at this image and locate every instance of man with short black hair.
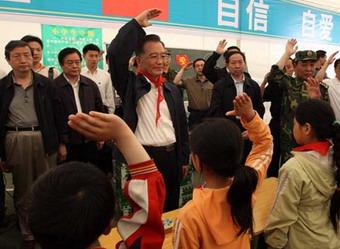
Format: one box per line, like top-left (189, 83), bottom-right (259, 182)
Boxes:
top-left (0, 40), bottom-right (64, 248)
top-left (81, 43), bottom-right (115, 114)
top-left (54, 47), bottom-right (105, 166)
top-left (108, 9), bottom-right (189, 212)
top-left (203, 40), bottom-right (251, 83)
top-left (209, 50), bottom-right (264, 160)
top-left (81, 43), bottom-right (115, 174)
top-left (21, 35), bottom-right (59, 79)
top-left (174, 58), bottom-right (213, 129)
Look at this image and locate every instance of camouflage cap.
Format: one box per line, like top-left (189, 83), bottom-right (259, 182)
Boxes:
top-left (294, 50), bottom-right (317, 62)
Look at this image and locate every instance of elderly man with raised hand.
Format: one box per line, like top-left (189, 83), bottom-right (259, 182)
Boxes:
top-left (108, 9), bottom-right (189, 212)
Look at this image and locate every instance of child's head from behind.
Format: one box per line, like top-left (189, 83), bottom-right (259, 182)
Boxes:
top-left (189, 118), bottom-right (258, 235)
top-left (29, 162), bottom-right (115, 249)
top-left (294, 99), bottom-right (335, 145)
top-left (190, 118), bottom-right (243, 177)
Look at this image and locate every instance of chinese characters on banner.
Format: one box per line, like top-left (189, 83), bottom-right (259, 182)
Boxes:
top-left (302, 10), bottom-right (334, 41)
top-left (246, 0), bottom-right (269, 32)
top-left (41, 25), bottom-right (103, 70)
top-left (218, 0), bottom-right (270, 32)
top-left (217, 0), bottom-right (337, 44)
top-left (218, 0), bottom-right (239, 28)
top-left (0, 0), bottom-right (339, 44)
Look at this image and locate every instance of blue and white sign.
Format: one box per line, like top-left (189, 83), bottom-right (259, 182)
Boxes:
top-left (0, 0), bottom-right (339, 44)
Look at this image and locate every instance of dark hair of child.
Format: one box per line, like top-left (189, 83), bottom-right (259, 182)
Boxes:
top-left (189, 118), bottom-right (258, 235)
top-left (29, 162), bottom-right (115, 249)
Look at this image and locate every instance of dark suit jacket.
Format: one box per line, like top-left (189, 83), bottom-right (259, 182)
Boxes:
top-left (54, 74), bottom-right (104, 145)
top-left (108, 19), bottom-right (189, 167)
top-left (0, 71), bottom-right (63, 160)
top-left (209, 73), bottom-right (265, 130)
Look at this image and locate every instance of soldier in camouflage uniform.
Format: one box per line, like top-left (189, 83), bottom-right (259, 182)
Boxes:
top-left (267, 39), bottom-right (329, 164)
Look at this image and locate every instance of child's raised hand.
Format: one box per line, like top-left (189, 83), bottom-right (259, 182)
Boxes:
top-left (226, 93), bottom-right (256, 122)
top-left (68, 112), bottom-right (128, 142)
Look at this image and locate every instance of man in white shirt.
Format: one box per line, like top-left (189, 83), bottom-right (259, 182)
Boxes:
top-left (81, 44), bottom-right (115, 114)
top-left (21, 35), bottom-right (59, 80)
top-left (108, 9), bottom-right (189, 211)
top-left (323, 58), bottom-right (340, 120)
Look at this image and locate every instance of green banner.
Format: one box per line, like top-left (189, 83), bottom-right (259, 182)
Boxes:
top-left (41, 24), bottom-right (103, 70)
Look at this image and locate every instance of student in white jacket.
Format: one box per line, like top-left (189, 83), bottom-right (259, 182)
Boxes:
top-left (265, 99), bottom-right (340, 249)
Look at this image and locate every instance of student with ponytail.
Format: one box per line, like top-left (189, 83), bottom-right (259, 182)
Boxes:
top-left (265, 99), bottom-right (340, 249)
top-left (173, 93), bottom-right (273, 249)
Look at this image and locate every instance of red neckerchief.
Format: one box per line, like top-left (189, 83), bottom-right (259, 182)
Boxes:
top-left (138, 70), bottom-right (166, 126)
top-left (292, 140), bottom-right (331, 156)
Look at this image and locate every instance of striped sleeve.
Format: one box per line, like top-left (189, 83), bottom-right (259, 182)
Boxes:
top-left (242, 113), bottom-right (273, 184)
top-left (173, 219), bottom-right (200, 249)
top-left (117, 159), bottom-right (166, 249)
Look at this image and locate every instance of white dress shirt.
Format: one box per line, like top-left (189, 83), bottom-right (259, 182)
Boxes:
top-left (134, 77), bottom-right (176, 146)
top-left (231, 74), bottom-right (245, 96)
top-left (64, 74), bottom-right (82, 113)
top-left (81, 67), bottom-right (115, 114)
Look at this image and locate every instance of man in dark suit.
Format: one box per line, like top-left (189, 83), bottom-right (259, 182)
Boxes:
top-left (54, 47), bottom-right (105, 166)
top-left (209, 51), bottom-right (264, 160)
top-left (108, 9), bottom-right (189, 212)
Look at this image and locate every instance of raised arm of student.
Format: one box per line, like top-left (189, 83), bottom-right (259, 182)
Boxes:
top-left (68, 111), bottom-right (166, 249)
top-left (227, 93), bottom-right (273, 185)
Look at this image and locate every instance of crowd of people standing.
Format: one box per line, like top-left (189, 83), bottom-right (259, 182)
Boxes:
top-left (0, 7), bottom-right (340, 249)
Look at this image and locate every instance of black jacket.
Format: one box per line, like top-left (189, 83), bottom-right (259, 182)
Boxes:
top-left (209, 73), bottom-right (265, 130)
top-left (0, 71), bottom-right (63, 160)
top-left (54, 74), bottom-right (104, 145)
top-left (108, 19), bottom-right (189, 166)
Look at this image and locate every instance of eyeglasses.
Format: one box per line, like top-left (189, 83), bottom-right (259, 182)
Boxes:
top-left (64, 60), bottom-right (81, 66)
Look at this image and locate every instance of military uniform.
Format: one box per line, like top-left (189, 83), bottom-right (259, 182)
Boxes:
top-left (267, 51), bottom-right (329, 164)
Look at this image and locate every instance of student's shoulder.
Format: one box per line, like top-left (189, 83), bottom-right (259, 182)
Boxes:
top-left (177, 200), bottom-right (197, 221)
top-left (279, 155), bottom-right (307, 178)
